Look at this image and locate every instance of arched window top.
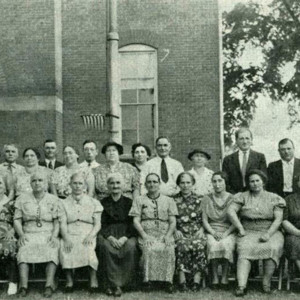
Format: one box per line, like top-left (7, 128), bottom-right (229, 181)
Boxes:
top-left (119, 44), bottom-right (156, 53)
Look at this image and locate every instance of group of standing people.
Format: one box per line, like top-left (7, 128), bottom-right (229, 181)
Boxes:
top-left (0, 128), bottom-right (299, 297)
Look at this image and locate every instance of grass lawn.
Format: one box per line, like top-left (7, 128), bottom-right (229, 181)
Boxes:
top-left (1, 283), bottom-right (300, 300)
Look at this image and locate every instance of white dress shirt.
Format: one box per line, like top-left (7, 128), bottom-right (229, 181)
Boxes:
top-left (282, 158), bottom-right (294, 192)
top-left (80, 160), bottom-right (100, 169)
top-left (143, 156), bottom-right (184, 196)
top-left (45, 159), bottom-right (56, 169)
top-left (238, 149), bottom-right (250, 171)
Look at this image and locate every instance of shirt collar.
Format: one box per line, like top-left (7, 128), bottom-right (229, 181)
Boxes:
top-left (3, 162), bottom-right (17, 168)
top-left (238, 149), bottom-right (250, 155)
top-left (45, 158), bottom-right (55, 164)
top-left (282, 157), bottom-right (295, 166)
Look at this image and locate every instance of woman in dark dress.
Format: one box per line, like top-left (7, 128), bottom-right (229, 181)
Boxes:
top-left (283, 175), bottom-right (300, 271)
top-left (97, 173), bottom-right (138, 297)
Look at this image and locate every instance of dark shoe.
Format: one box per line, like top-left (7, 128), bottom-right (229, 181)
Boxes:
top-left (220, 283), bottom-right (230, 290)
top-left (235, 287), bottom-right (246, 297)
top-left (166, 283), bottom-right (174, 294)
top-left (114, 287), bottom-right (122, 297)
top-left (44, 286), bottom-right (53, 298)
top-left (63, 286), bottom-right (74, 293)
top-left (19, 287), bottom-right (27, 297)
top-left (211, 283), bottom-right (219, 290)
top-left (105, 287), bottom-right (113, 296)
top-left (178, 283), bottom-right (188, 292)
top-left (143, 282), bottom-right (152, 292)
top-left (191, 283), bottom-right (200, 292)
top-left (89, 287), bottom-right (98, 294)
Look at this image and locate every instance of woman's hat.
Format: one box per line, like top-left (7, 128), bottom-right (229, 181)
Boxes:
top-left (101, 142), bottom-right (124, 155)
top-left (188, 149), bottom-right (211, 160)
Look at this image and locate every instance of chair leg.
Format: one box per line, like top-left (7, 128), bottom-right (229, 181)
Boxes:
top-left (278, 260), bottom-right (283, 290)
top-left (287, 260), bottom-right (291, 291)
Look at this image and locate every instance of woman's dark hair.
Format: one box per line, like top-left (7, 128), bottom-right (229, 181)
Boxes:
top-left (176, 172), bottom-right (196, 186)
top-left (145, 173), bottom-right (161, 184)
top-left (246, 169), bottom-right (268, 187)
top-left (101, 142), bottom-right (123, 155)
top-left (23, 147), bottom-right (41, 160)
top-left (63, 145), bottom-right (80, 156)
top-left (131, 143), bottom-right (151, 157)
top-left (212, 171), bottom-right (229, 186)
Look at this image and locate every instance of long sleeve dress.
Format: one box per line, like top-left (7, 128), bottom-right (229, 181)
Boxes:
top-left (229, 191), bottom-right (285, 266)
top-left (174, 192), bottom-right (207, 276)
top-left (97, 195), bottom-right (138, 288)
top-left (202, 193), bottom-right (236, 263)
top-left (129, 194), bottom-right (178, 283)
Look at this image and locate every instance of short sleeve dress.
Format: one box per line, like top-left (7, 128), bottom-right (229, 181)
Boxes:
top-left (229, 191), bottom-right (285, 266)
top-left (93, 162), bottom-right (140, 201)
top-left (14, 192), bottom-right (60, 264)
top-left (59, 195), bottom-right (103, 270)
top-left (129, 194), bottom-right (178, 283)
top-left (283, 193), bottom-right (300, 260)
top-left (202, 193), bottom-right (236, 263)
top-left (174, 192), bottom-right (207, 276)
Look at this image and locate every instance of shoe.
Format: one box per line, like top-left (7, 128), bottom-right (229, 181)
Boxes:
top-left (7, 282), bottom-right (18, 295)
top-left (178, 283), bottom-right (188, 292)
top-left (262, 285), bottom-right (271, 294)
top-left (19, 287), bottom-right (27, 297)
top-left (220, 283), bottom-right (230, 290)
top-left (114, 287), bottom-right (122, 297)
top-left (89, 287), bottom-right (98, 294)
top-left (64, 286), bottom-right (74, 293)
top-left (191, 283), bottom-right (200, 292)
top-left (44, 286), bottom-right (53, 298)
top-left (235, 287), bottom-right (246, 297)
top-left (166, 283), bottom-right (174, 294)
top-left (211, 283), bottom-right (219, 290)
top-left (105, 287), bottom-right (113, 296)
top-left (143, 282), bottom-right (152, 292)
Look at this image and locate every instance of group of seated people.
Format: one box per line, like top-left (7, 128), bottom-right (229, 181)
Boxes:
top-left (0, 127), bottom-right (299, 298)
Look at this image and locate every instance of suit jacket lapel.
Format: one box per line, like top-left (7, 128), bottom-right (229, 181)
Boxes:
top-left (246, 150), bottom-right (254, 172)
top-left (233, 151), bottom-right (242, 176)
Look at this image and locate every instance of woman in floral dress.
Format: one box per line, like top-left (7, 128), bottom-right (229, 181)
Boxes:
top-left (174, 172), bottom-right (207, 292)
top-left (0, 175), bottom-right (18, 295)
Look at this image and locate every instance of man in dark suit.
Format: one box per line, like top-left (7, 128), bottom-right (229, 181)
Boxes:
top-left (39, 139), bottom-right (64, 169)
top-left (222, 127), bottom-right (267, 194)
top-left (267, 138), bottom-right (300, 198)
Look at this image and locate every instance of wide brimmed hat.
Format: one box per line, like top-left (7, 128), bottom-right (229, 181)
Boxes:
top-left (188, 149), bottom-right (211, 160)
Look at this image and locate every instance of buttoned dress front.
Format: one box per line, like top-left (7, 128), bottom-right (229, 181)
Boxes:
top-left (129, 194), bottom-right (178, 283)
top-left (59, 195), bottom-right (103, 270)
top-left (14, 192), bottom-right (60, 264)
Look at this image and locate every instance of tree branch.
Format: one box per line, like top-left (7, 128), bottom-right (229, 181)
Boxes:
top-left (281, 0), bottom-right (300, 27)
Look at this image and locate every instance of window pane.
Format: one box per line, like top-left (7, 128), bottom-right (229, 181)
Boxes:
top-left (138, 105), bottom-right (154, 152)
top-left (122, 130), bottom-right (137, 154)
top-left (138, 89), bottom-right (154, 104)
top-left (121, 89), bottom-right (137, 104)
top-left (122, 106), bottom-right (137, 129)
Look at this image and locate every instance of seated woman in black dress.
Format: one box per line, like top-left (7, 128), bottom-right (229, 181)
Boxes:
top-left (97, 173), bottom-right (138, 297)
top-left (283, 175), bottom-right (300, 272)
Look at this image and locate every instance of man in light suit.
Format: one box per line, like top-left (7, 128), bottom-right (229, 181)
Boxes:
top-left (267, 138), bottom-right (300, 198)
top-left (222, 127), bottom-right (267, 194)
top-left (39, 139), bottom-right (64, 169)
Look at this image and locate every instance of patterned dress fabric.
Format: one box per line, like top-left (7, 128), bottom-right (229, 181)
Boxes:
top-left (0, 195), bottom-right (17, 260)
top-left (188, 167), bottom-right (214, 196)
top-left (230, 191), bottom-right (286, 266)
top-left (14, 192), bottom-right (60, 264)
top-left (129, 194), bottom-right (178, 283)
top-left (174, 192), bottom-right (207, 275)
top-left (283, 193), bottom-right (300, 260)
top-left (93, 162), bottom-right (140, 201)
top-left (59, 195), bottom-right (103, 270)
top-left (54, 165), bottom-right (93, 198)
top-left (201, 193), bottom-right (236, 263)
top-left (14, 166), bottom-right (53, 197)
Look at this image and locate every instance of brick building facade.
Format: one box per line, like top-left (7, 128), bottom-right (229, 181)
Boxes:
top-left (0, 0), bottom-right (222, 170)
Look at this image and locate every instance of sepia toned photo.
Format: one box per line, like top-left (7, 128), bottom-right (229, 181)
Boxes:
top-left (0, 0), bottom-right (299, 299)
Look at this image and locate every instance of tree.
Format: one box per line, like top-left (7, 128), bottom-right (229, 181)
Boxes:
top-left (223, 0), bottom-right (300, 145)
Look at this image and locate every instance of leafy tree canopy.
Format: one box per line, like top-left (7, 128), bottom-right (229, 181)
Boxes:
top-left (223, 0), bottom-right (300, 145)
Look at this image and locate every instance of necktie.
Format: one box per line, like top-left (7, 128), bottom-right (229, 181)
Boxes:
top-left (7, 164), bottom-right (13, 173)
top-left (161, 159), bottom-right (169, 183)
top-left (241, 151), bottom-right (247, 187)
top-left (48, 161), bottom-right (54, 170)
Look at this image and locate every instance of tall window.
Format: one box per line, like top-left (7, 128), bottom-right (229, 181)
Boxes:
top-left (119, 44), bottom-right (158, 154)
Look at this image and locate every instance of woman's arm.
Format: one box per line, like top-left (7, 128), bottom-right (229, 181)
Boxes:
top-left (260, 209), bottom-right (283, 242)
top-left (223, 224), bottom-right (236, 236)
top-left (282, 220), bottom-right (300, 236)
top-left (14, 219), bottom-right (28, 246)
top-left (83, 214), bottom-right (101, 245)
top-left (227, 204), bottom-right (245, 236)
top-left (48, 219), bottom-right (59, 248)
top-left (202, 210), bottom-right (215, 235)
top-left (133, 216), bottom-right (147, 239)
top-left (164, 215), bottom-right (176, 245)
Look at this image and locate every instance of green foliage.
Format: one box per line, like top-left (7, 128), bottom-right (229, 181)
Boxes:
top-left (223, 0), bottom-right (300, 145)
